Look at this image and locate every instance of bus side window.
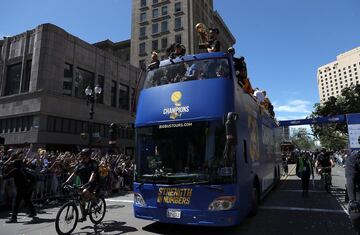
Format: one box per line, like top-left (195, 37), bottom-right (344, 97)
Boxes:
top-left (243, 140), bottom-right (248, 163)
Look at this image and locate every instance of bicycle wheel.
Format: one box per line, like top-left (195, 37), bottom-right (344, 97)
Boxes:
top-left (55, 202), bottom-right (78, 235)
top-left (89, 197), bottom-right (106, 224)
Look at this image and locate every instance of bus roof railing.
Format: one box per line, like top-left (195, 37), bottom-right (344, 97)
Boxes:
top-left (160, 52), bottom-right (229, 67)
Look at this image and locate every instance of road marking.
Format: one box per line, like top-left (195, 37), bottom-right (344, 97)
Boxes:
top-left (260, 205), bottom-right (346, 214)
top-left (106, 199), bottom-right (134, 203)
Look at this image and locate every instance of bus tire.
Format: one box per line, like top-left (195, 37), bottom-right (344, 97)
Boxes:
top-left (249, 182), bottom-right (260, 216)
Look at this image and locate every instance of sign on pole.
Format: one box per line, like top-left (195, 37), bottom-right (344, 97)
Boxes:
top-left (347, 114), bottom-right (360, 150)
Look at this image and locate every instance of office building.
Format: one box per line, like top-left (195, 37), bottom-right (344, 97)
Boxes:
top-left (317, 46), bottom-right (360, 103)
top-left (130, 0), bottom-right (236, 68)
top-left (0, 23), bottom-right (141, 152)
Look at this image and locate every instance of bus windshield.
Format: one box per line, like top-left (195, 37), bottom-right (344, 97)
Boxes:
top-left (135, 121), bottom-right (236, 184)
top-left (143, 58), bottom-right (230, 89)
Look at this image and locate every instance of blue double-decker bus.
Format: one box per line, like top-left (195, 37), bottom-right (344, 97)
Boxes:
top-left (133, 52), bottom-right (282, 226)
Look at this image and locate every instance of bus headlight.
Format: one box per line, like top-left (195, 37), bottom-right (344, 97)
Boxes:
top-left (134, 193), bottom-right (146, 207)
top-left (208, 196), bottom-right (236, 211)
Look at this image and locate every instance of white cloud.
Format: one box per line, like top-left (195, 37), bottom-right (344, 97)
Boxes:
top-left (274, 99), bottom-right (313, 113)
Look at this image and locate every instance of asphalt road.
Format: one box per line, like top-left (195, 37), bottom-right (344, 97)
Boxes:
top-left (0, 165), bottom-right (356, 235)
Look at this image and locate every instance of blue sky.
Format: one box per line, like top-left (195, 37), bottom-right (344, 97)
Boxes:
top-left (1, 0), bottom-right (359, 123)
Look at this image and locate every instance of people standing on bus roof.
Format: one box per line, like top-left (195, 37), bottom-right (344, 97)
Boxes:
top-left (243, 77), bottom-right (254, 95)
top-left (253, 88), bottom-right (265, 104)
top-left (268, 102), bottom-right (275, 118)
top-left (147, 51), bottom-right (160, 71)
top-left (168, 43), bottom-right (186, 59)
top-left (228, 47), bottom-right (253, 94)
top-left (207, 28), bottom-right (220, 53)
top-left (263, 90), bottom-right (270, 110)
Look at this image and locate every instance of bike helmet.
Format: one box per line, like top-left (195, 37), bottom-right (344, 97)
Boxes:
top-left (79, 148), bottom-right (92, 158)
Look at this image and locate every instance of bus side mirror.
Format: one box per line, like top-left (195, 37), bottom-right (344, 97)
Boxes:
top-left (226, 112), bottom-right (238, 145)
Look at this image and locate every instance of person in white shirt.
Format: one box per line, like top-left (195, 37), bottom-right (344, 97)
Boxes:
top-left (253, 88), bottom-right (265, 104)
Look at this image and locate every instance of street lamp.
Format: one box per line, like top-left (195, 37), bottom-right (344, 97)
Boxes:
top-left (85, 84), bottom-right (102, 146)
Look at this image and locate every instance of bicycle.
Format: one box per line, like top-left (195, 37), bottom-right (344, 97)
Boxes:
top-left (318, 166), bottom-right (332, 193)
top-left (55, 185), bottom-right (106, 235)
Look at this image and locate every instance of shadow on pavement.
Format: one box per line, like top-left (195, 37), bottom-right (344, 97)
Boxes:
top-left (74, 220), bottom-right (138, 235)
top-left (143, 222), bottom-right (237, 235)
top-left (24, 216), bottom-right (56, 224)
top-left (107, 204), bottom-right (125, 210)
top-left (142, 177), bottom-right (355, 235)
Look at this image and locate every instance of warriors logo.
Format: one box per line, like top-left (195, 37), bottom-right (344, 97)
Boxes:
top-left (163, 91), bottom-right (190, 119)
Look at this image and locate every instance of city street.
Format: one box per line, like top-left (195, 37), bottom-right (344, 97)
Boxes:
top-left (0, 165), bottom-right (355, 235)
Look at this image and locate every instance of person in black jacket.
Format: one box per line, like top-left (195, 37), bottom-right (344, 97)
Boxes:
top-left (0, 156), bottom-right (36, 223)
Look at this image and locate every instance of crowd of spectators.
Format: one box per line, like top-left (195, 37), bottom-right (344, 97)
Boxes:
top-left (0, 146), bottom-right (134, 206)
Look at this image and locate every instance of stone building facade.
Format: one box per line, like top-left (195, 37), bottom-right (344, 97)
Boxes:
top-left (317, 46), bottom-right (360, 103)
top-left (0, 24), bottom-right (141, 152)
top-left (130, 0), bottom-right (236, 68)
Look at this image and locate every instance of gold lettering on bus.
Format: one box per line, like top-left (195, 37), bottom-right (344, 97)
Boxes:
top-left (157, 188), bottom-right (193, 205)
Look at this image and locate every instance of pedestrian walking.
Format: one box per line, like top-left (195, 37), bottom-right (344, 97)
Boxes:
top-left (296, 152), bottom-right (314, 197)
top-left (0, 156), bottom-right (36, 223)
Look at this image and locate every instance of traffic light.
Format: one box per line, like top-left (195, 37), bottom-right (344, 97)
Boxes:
top-left (109, 123), bottom-right (118, 145)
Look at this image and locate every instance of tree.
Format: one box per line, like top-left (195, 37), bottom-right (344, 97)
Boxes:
top-left (311, 84), bottom-right (360, 149)
top-left (290, 128), bottom-right (316, 151)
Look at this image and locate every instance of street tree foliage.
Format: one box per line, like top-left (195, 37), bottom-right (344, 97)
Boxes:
top-left (290, 128), bottom-right (316, 150)
top-left (311, 84), bottom-right (360, 149)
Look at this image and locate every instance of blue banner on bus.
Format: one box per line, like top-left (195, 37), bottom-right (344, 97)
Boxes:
top-left (135, 78), bottom-right (234, 127)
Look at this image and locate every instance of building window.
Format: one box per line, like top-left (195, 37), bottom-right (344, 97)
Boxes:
top-left (161, 37), bottom-right (167, 49)
top-left (175, 17), bottom-right (182, 29)
top-left (140, 0), bottom-right (146, 7)
top-left (97, 75), bottom-right (104, 104)
top-left (111, 80), bottom-right (117, 107)
top-left (140, 26), bottom-right (146, 37)
top-left (175, 2), bottom-right (181, 12)
top-left (152, 23), bottom-right (159, 34)
top-left (175, 34), bottom-right (182, 44)
top-left (140, 12), bottom-right (147, 22)
top-left (153, 8), bottom-right (159, 18)
top-left (139, 42), bottom-right (146, 55)
top-left (63, 63), bottom-right (73, 96)
top-left (119, 83), bottom-right (129, 110)
top-left (152, 40), bottom-right (158, 51)
top-left (21, 60), bottom-right (31, 93)
top-left (74, 67), bottom-right (94, 99)
top-left (161, 20), bottom-right (168, 32)
top-left (5, 63), bottom-right (22, 96)
top-left (153, 0), bottom-right (158, 4)
top-left (161, 6), bottom-right (168, 15)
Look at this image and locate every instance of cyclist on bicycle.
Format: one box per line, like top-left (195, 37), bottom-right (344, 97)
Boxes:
top-left (315, 148), bottom-right (335, 184)
top-left (63, 148), bottom-right (100, 222)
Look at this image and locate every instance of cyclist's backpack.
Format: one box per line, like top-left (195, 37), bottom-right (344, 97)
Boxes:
top-left (21, 167), bottom-right (37, 185)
